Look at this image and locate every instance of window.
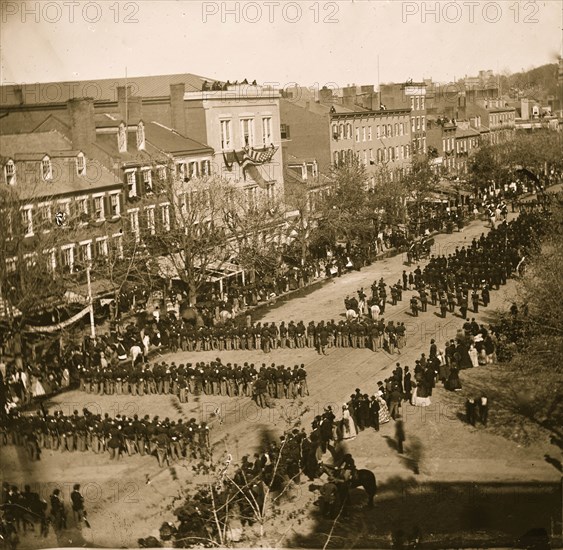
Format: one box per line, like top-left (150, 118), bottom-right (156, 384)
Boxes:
top-left (110, 193), bottom-right (121, 217)
top-left (76, 196), bottom-right (88, 219)
top-left (368, 126), bottom-right (372, 141)
top-left (421, 116), bottom-right (426, 131)
top-left (312, 161), bottom-right (318, 177)
top-left (245, 186), bottom-right (257, 210)
top-left (376, 125), bottom-right (381, 139)
top-left (400, 123), bottom-right (404, 136)
top-left (401, 145), bottom-right (405, 159)
top-left (93, 195), bottom-right (105, 220)
top-left (21, 206), bottom-right (33, 236)
top-left (362, 127), bottom-right (367, 142)
top-left (42, 156), bottom-right (52, 181)
top-left (126, 170), bottom-right (137, 198)
top-left (332, 123), bottom-right (338, 138)
top-left (61, 245), bottom-right (75, 273)
top-left (396, 146), bottom-right (399, 160)
top-left (118, 123), bottom-right (127, 152)
top-left (4, 160), bottom-right (16, 185)
top-left (355, 127), bottom-right (360, 142)
top-left (220, 119), bottom-right (232, 149)
top-left (410, 97), bottom-right (415, 110)
top-left (58, 200), bottom-right (70, 221)
top-left (262, 117), bottom-right (272, 146)
top-left (387, 124), bottom-right (392, 137)
top-left (394, 123), bottom-right (399, 136)
top-left (240, 118), bottom-right (254, 147)
top-left (136, 122), bottom-right (145, 150)
top-left (280, 123), bottom-right (290, 140)
top-left (96, 237), bottom-right (108, 258)
top-left (188, 161), bottom-right (199, 179)
top-left (416, 96), bottom-right (420, 110)
top-left (145, 206), bottom-right (155, 235)
top-left (128, 209), bottom-right (140, 241)
top-left (411, 117), bottom-right (416, 132)
top-left (161, 204), bottom-right (170, 231)
top-left (377, 149), bottom-right (382, 162)
top-left (421, 97), bottom-right (425, 110)
top-left (177, 162), bottom-right (187, 181)
top-left (363, 150), bottom-right (368, 165)
top-left (43, 249), bottom-right (56, 272)
top-left (39, 203), bottom-right (52, 229)
top-left (369, 149), bottom-right (374, 163)
top-left (266, 182), bottom-right (275, 205)
top-left (381, 125), bottom-right (386, 138)
top-left (157, 165), bottom-right (167, 180)
top-left (113, 233), bottom-right (124, 259)
top-left (76, 152), bottom-right (86, 176)
top-left (334, 151), bottom-right (339, 167)
top-left (142, 169), bottom-right (153, 193)
top-left (201, 160), bottom-right (211, 176)
top-left (78, 241), bottom-right (92, 265)
top-left (346, 123), bottom-right (352, 139)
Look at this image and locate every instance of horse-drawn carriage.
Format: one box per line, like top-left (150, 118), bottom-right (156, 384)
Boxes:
top-left (407, 236), bottom-right (435, 264)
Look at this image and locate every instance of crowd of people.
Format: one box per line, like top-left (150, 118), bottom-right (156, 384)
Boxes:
top-left (74, 359), bottom-right (308, 405)
top-left (1, 407), bottom-right (213, 468)
top-left (0, 482), bottom-right (87, 543)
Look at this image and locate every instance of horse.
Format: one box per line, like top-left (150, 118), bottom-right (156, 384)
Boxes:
top-left (313, 444), bottom-right (377, 508)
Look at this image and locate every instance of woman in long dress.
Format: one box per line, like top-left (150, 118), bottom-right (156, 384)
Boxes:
top-left (445, 366), bottom-right (462, 391)
top-left (411, 382), bottom-right (431, 407)
top-left (340, 404), bottom-right (357, 440)
top-left (376, 395), bottom-right (391, 424)
top-left (468, 344), bottom-right (479, 368)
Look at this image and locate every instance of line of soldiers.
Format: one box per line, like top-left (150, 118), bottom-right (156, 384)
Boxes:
top-left (141, 317), bottom-right (410, 354)
top-left (76, 360), bottom-right (308, 403)
top-left (1, 408), bottom-right (211, 468)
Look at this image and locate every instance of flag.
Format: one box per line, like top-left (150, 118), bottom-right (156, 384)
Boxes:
top-left (240, 144), bottom-right (278, 181)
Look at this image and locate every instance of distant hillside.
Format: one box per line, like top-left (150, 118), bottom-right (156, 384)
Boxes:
top-left (499, 62), bottom-right (559, 100)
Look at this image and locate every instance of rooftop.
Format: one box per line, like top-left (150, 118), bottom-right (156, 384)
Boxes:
top-left (0, 72), bottom-right (215, 106)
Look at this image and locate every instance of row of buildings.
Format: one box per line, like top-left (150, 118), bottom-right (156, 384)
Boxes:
top-left (1, 66), bottom-right (560, 313)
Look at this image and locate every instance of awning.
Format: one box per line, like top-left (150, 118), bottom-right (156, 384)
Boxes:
top-left (157, 255), bottom-right (244, 282)
top-left (66, 278), bottom-right (117, 303)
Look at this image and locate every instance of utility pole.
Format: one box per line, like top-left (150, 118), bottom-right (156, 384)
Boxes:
top-left (86, 264), bottom-right (96, 339)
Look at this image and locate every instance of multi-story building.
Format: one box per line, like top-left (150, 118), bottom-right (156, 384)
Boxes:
top-left (280, 91), bottom-right (412, 202)
top-left (0, 130), bottom-right (123, 277)
top-left (380, 81), bottom-right (427, 154)
top-left (0, 74), bottom-right (286, 301)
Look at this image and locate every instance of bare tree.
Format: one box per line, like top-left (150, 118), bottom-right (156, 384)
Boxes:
top-left (144, 165), bottom-right (230, 306)
top-left (221, 184), bottom-right (286, 301)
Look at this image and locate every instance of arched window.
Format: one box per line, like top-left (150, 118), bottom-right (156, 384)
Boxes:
top-left (42, 155), bottom-right (52, 181)
top-left (4, 159), bottom-right (16, 185)
top-left (118, 122), bottom-right (127, 152)
top-left (76, 152), bottom-right (86, 176)
top-left (339, 124), bottom-right (344, 139)
top-left (136, 121), bottom-right (145, 151)
top-left (346, 123), bottom-right (352, 139)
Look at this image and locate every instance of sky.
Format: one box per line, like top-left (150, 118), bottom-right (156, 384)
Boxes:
top-left (1, 0), bottom-right (562, 89)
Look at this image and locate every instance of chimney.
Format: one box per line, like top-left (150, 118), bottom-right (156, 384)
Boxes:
top-left (116, 85), bottom-right (142, 122)
top-left (67, 98), bottom-right (96, 154)
top-left (170, 83), bottom-right (187, 136)
top-left (319, 86), bottom-right (333, 104)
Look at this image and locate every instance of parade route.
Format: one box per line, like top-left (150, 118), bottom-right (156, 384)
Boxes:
top-left (2, 213), bottom-right (561, 549)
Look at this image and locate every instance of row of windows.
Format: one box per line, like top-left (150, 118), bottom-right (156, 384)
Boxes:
top-left (3, 153), bottom-right (86, 186)
top-left (220, 117), bottom-right (273, 150)
top-left (333, 144), bottom-right (412, 166)
top-left (490, 113), bottom-right (514, 127)
top-left (5, 234), bottom-right (123, 275)
top-left (410, 116), bottom-right (426, 133)
top-left (410, 95), bottom-right (425, 111)
top-left (332, 121), bottom-right (411, 141)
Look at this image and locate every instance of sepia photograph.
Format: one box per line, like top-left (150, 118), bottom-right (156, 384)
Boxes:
top-left (0, 1), bottom-right (562, 548)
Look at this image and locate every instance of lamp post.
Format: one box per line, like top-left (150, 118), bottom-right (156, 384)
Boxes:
top-left (86, 263), bottom-right (96, 339)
